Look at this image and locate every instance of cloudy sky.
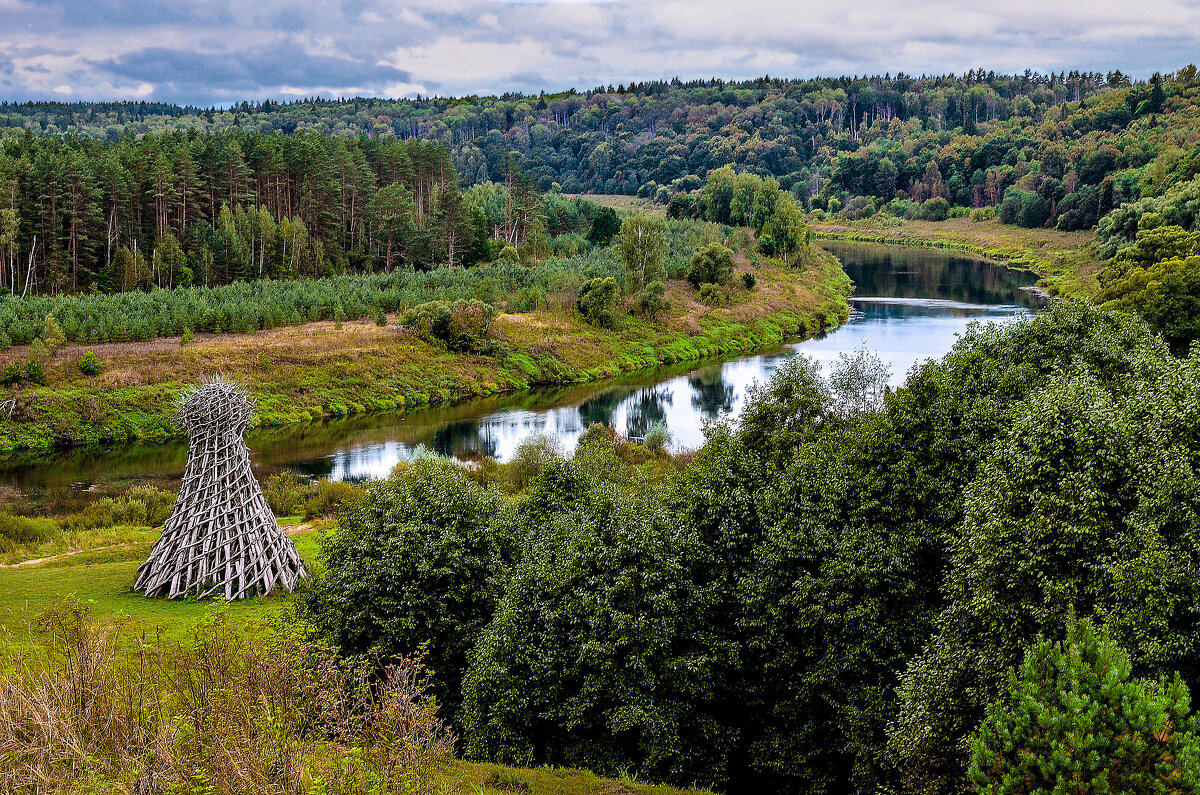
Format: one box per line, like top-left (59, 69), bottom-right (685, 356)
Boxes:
top-left (1, 0), bottom-right (1198, 106)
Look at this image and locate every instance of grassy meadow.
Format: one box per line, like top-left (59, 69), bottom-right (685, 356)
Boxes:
top-left (0, 250), bottom-right (850, 454)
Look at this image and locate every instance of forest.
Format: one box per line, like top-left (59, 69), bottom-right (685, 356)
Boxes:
top-left (3, 67), bottom-right (1199, 232)
top-left (0, 66), bottom-right (1198, 316)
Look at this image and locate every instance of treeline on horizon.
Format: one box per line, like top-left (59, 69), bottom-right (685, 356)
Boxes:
top-left (4, 66), bottom-right (1200, 236)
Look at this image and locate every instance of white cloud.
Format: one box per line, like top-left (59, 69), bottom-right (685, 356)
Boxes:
top-left (1, 0), bottom-right (1198, 103)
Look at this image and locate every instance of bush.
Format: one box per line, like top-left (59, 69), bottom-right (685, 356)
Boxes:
top-left (461, 462), bottom-right (693, 781)
top-left (635, 280), bottom-right (669, 318)
top-left (504, 434), bottom-right (563, 492)
top-left (741, 272), bottom-right (757, 289)
top-left (23, 357), bottom-right (45, 386)
top-left (41, 314), bottom-right (66, 353)
top-left (917, 197), bottom-right (950, 221)
top-left (644, 422), bottom-right (671, 452)
top-left (297, 457), bottom-right (511, 723)
top-left (0, 513), bottom-right (62, 551)
top-left (180, 326), bottom-right (194, 346)
top-left (303, 480), bottom-right (364, 519)
top-left (586, 206), bottom-right (622, 246)
top-left (76, 350), bottom-right (102, 376)
top-left (1099, 254), bottom-right (1200, 348)
top-left (687, 243), bottom-right (735, 289)
top-left (264, 472), bottom-right (308, 516)
top-left (402, 299), bottom-right (499, 353)
top-left (575, 276), bottom-right (621, 328)
top-left (999, 187), bottom-right (1051, 228)
top-left (697, 282), bottom-right (728, 304)
top-left (1, 360), bottom-right (22, 386)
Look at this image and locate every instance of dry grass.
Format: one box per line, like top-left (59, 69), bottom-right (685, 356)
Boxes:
top-left (0, 599), bottom-right (454, 794)
top-left (565, 194), bottom-right (667, 217)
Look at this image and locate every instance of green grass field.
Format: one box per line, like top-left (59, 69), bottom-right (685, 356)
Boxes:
top-left (0, 522), bottom-right (322, 652)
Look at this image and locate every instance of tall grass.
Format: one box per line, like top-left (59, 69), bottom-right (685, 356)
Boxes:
top-left (0, 600), bottom-right (454, 794)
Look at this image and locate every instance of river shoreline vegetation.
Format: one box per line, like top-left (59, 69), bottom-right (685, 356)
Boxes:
top-left (6, 63), bottom-right (1200, 795)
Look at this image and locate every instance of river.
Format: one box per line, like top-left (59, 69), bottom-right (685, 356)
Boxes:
top-left (1, 242), bottom-right (1043, 501)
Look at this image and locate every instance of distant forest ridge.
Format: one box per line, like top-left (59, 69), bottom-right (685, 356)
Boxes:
top-left (2, 67), bottom-right (1193, 202)
top-left (2, 65), bottom-right (1200, 299)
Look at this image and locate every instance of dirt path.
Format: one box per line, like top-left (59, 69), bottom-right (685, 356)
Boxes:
top-left (0, 543), bottom-right (141, 569)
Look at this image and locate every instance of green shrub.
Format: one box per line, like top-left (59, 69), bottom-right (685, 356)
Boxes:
top-left (587, 206), bottom-right (622, 246)
top-left (125, 486), bottom-right (176, 526)
top-left (1, 360), bottom-right (22, 386)
top-left (644, 422), bottom-right (671, 452)
top-left (264, 472), bottom-right (308, 516)
top-left (402, 299), bottom-right (499, 353)
top-left (503, 434), bottom-right (563, 492)
top-left (968, 619), bottom-right (1200, 793)
top-left (23, 357), bottom-right (45, 386)
top-left (77, 350), bottom-right (102, 376)
top-left (698, 282), bottom-right (728, 304)
top-left (575, 277), bottom-right (621, 328)
top-left (1099, 254), bottom-right (1200, 348)
top-left (917, 197), bottom-right (950, 221)
top-left (180, 326), bottom-right (194, 346)
top-left (63, 486), bottom-right (177, 531)
top-left (297, 457), bottom-right (512, 722)
top-left (635, 280), bottom-right (669, 319)
top-left (461, 460), bottom-right (692, 781)
top-left (687, 243), bottom-right (735, 289)
top-left (741, 272), bottom-right (757, 289)
top-left (303, 480), bottom-right (364, 519)
top-left (41, 315), bottom-right (66, 353)
top-left (0, 513), bottom-right (62, 550)
top-left (999, 187), bottom-right (1051, 228)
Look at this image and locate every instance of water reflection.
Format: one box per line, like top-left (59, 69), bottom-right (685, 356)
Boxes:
top-left (0, 242), bottom-right (1043, 494)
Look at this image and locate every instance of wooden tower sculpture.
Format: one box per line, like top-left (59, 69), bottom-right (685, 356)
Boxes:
top-left (134, 377), bottom-right (306, 599)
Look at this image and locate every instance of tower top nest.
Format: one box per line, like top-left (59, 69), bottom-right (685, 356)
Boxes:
top-left (177, 376), bottom-right (254, 436)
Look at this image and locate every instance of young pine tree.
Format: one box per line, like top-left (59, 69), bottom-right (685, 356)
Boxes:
top-left (969, 618), bottom-right (1200, 794)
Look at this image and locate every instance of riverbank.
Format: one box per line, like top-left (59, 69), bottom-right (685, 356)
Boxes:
top-left (812, 216), bottom-right (1099, 299)
top-left (0, 251), bottom-right (850, 454)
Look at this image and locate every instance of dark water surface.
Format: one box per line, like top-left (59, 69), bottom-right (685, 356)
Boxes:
top-left (2, 242), bottom-right (1043, 497)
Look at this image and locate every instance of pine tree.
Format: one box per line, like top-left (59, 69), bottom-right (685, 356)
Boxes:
top-left (969, 618), bottom-right (1200, 794)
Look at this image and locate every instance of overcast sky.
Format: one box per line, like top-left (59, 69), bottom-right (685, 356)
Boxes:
top-left (1, 0), bottom-right (1198, 106)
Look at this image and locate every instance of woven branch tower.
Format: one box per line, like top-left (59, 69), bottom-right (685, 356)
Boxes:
top-left (135, 377), bottom-right (306, 600)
